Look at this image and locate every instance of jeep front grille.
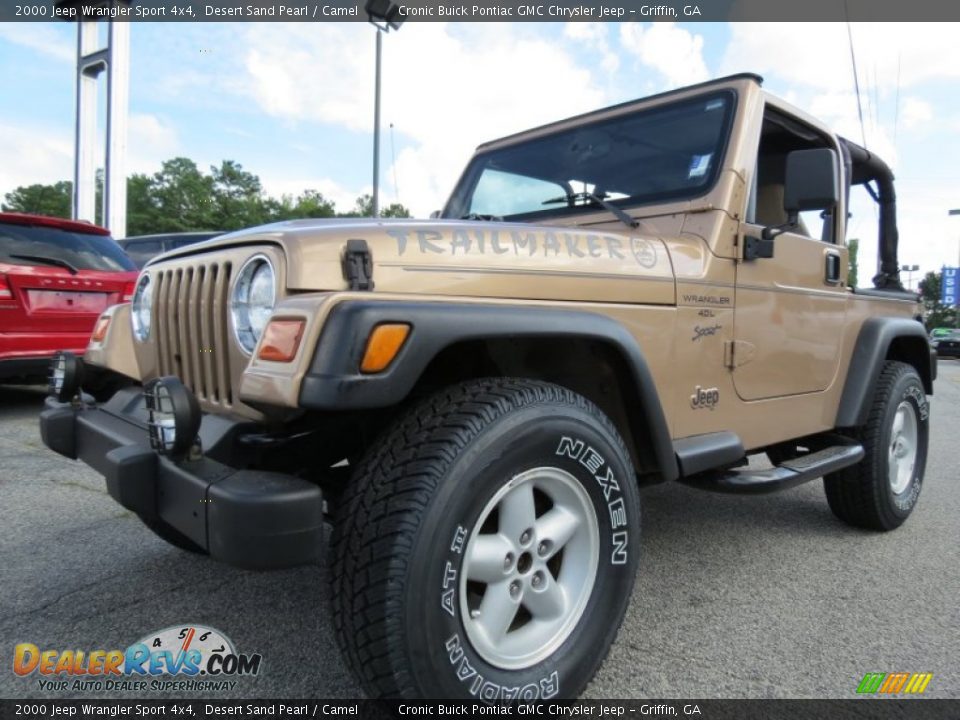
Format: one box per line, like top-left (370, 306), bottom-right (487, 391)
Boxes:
top-left (154, 261), bottom-right (234, 406)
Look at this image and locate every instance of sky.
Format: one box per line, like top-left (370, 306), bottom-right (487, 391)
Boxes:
top-left (1, 20), bottom-right (959, 284)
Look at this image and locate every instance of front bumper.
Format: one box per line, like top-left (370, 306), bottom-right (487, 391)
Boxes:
top-left (39, 387), bottom-right (323, 570)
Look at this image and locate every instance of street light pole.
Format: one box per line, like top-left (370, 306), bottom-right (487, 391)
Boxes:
top-left (372, 28), bottom-right (382, 218)
top-left (364, 0), bottom-right (403, 219)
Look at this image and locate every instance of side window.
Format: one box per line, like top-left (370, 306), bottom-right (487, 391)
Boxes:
top-left (750, 110), bottom-right (838, 243)
top-left (846, 183), bottom-right (880, 260)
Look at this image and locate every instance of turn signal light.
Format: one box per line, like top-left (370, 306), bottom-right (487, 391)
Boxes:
top-left (360, 323), bottom-right (410, 373)
top-left (257, 319), bottom-right (306, 363)
top-left (91, 316), bottom-right (111, 342)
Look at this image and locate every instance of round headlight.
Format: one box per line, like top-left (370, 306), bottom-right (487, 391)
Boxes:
top-left (231, 255), bottom-right (276, 354)
top-left (131, 273), bottom-right (153, 342)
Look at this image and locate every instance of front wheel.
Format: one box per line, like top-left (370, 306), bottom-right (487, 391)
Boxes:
top-left (824, 361), bottom-right (929, 531)
top-left (331, 378), bottom-right (641, 699)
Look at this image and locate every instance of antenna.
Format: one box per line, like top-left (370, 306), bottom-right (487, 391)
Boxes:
top-left (844, 10), bottom-right (868, 150)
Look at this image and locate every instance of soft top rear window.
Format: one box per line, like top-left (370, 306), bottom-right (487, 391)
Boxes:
top-left (0, 222), bottom-right (135, 272)
top-left (444, 91), bottom-right (735, 222)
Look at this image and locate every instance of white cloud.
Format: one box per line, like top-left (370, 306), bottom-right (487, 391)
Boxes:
top-left (721, 23), bottom-right (960, 94)
top-left (238, 22), bottom-right (607, 215)
top-left (258, 175), bottom-right (364, 215)
top-left (127, 113), bottom-right (180, 175)
top-left (900, 97), bottom-right (933, 130)
top-left (0, 24), bottom-right (73, 63)
top-left (618, 22), bottom-right (709, 88)
top-left (0, 124), bottom-right (72, 203)
top-left (563, 22), bottom-right (620, 74)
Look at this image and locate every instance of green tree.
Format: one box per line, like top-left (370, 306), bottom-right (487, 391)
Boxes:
top-left (847, 237), bottom-right (859, 288)
top-left (148, 157), bottom-right (217, 232)
top-left (339, 193), bottom-right (411, 218)
top-left (918, 270), bottom-right (958, 331)
top-left (274, 189), bottom-right (337, 220)
top-left (2, 181), bottom-right (72, 218)
top-left (209, 160), bottom-right (274, 230)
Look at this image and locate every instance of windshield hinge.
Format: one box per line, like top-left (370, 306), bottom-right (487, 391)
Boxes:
top-left (342, 239), bottom-right (374, 291)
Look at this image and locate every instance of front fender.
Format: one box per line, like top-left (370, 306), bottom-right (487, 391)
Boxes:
top-left (297, 300), bottom-right (679, 482)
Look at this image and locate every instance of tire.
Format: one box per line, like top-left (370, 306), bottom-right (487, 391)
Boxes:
top-left (824, 361), bottom-right (929, 531)
top-left (331, 378), bottom-right (641, 699)
top-left (139, 514), bottom-right (205, 554)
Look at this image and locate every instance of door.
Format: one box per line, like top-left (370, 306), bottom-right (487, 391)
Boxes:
top-left (731, 108), bottom-right (848, 401)
top-left (733, 228), bottom-right (847, 400)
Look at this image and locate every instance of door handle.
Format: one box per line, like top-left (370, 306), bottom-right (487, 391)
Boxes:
top-left (825, 252), bottom-right (842, 285)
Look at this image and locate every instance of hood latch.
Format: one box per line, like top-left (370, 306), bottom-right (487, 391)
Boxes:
top-left (342, 238), bottom-right (374, 291)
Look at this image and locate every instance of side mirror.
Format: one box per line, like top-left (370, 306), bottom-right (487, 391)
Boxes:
top-left (745, 147), bottom-right (840, 261)
top-left (429, 210), bottom-right (441, 219)
top-left (784, 147), bottom-right (839, 215)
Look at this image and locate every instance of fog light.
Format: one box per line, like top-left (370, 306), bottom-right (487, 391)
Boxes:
top-left (48, 351), bottom-right (84, 402)
top-left (144, 377), bottom-right (201, 458)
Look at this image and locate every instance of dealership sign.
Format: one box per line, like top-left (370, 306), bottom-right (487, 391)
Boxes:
top-left (942, 266), bottom-right (958, 307)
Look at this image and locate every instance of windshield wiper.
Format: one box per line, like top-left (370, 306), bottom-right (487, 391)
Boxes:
top-left (9, 254), bottom-right (79, 275)
top-left (542, 192), bottom-right (637, 230)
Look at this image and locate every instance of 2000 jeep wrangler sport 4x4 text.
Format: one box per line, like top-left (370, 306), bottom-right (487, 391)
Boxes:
top-left (40, 74), bottom-right (935, 699)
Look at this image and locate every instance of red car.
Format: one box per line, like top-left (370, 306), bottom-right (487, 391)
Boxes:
top-left (0, 212), bottom-right (137, 382)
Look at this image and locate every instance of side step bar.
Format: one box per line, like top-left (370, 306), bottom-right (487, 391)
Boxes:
top-left (678, 441), bottom-right (864, 495)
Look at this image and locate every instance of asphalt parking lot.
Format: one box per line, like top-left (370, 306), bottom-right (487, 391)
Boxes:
top-left (1, 361), bottom-right (958, 700)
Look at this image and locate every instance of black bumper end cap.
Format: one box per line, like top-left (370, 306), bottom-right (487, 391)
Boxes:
top-left (208, 470), bottom-right (323, 570)
top-left (39, 401), bottom-right (78, 460)
top-left (104, 445), bottom-right (158, 516)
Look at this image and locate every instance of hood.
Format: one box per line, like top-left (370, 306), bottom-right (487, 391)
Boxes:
top-left (155, 218), bottom-right (676, 305)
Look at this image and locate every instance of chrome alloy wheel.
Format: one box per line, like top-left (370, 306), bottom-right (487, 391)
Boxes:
top-left (888, 400), bottom-right (919, 495)
top-left (459, 466), bottom-right (600, 670)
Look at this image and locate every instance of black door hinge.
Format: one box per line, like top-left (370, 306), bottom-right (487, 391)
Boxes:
top-left (342, 238), bottom-right (374, 291)
top-left (743, 235), bottom-right (774, 261)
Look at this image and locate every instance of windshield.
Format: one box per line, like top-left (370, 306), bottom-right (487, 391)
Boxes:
top-left (444, 91), bottom-right (735, 222)
top-left (0, 222), bottom-right (135, 272)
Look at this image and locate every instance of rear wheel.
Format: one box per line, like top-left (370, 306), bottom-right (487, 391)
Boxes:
top-left (824, 361), bottom-right (929, 531)
top-left (331, 378), bottom-right (641, 699)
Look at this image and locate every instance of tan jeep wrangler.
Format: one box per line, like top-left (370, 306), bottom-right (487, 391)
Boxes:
top-left (40, 73), bottom-right (935, 699)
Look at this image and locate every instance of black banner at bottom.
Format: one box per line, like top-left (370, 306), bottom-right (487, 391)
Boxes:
top-left (2, 700), bottom-right (959, 720)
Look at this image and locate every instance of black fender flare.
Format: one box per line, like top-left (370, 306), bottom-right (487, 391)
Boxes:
top-left (299, 300), bottom-right (679, 483)
top-left (836, 317), bottom-right (935, 428)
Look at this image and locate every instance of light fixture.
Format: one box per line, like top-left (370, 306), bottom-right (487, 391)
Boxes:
top-left (144, 377), bottom-right (201, 458)
top-left (364, 0), bottom-right (404, 30)
top-left (48, 351), bottom-right (84, 402)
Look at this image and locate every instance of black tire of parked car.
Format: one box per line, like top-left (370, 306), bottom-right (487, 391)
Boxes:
top-left (824, 361), bottom-right (929, 531)
top-left (330, 378), bottom-right (641, 699)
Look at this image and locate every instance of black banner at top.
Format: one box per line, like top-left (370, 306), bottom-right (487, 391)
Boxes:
top-left (3, 0), bottom-right (960, 22)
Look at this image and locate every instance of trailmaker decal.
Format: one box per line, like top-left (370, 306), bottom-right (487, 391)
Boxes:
top-left (12, 624), bottom-right (262, 693)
